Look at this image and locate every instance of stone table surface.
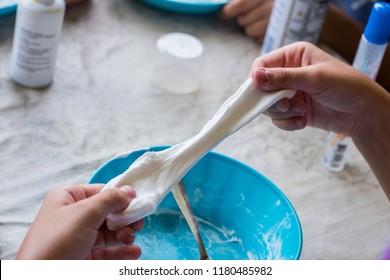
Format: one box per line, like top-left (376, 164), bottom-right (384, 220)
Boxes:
top-left (1, 0), bottom-right (389, 260)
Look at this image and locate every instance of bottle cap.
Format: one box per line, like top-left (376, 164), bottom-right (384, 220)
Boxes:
top-left (156, 33), bottom-right (203, 60)
top-left (364, 2), bottom-right (390, 45)
top-left (153, 33), bottom-right (204, 95)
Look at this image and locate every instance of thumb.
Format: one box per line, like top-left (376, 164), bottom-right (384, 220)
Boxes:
top-left (79, 186), bottom-right (136, 224)
top-left (252, 66), bottom-right (313, 92)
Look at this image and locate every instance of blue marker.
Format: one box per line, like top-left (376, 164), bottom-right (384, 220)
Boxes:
top-left (323, 2), bottom-right (390, 172)
top-left (353, 2), bottom-right (390, 79)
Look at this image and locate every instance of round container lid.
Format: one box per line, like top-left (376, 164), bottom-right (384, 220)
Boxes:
top-left (157, 32), bottom-right (204, 59)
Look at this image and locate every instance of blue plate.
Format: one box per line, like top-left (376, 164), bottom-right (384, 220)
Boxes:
top-left (138, 0), bottom-right (229, 14)
top-left (0, 0), bottom-right (17, 17)
top-left (89, 146), bottom-right (303, 260)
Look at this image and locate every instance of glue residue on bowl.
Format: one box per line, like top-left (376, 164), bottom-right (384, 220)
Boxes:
top-left (248, 214), bottom-right (292, 260)
top-left (89, 146), bottom-right (302, 260)
top-left (136, 209), bottom-right (244, 260)
top-left (135, 208), bottom-right (293, 260)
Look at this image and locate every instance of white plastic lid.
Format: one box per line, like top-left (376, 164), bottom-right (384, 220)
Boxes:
top-left (156, 33), bottom-right (204, 59)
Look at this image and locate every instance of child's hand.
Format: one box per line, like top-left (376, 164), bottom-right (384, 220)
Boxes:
top-left (17, 184), bottom-right (144, 260)
top-left (250, 41), bottom-right (390, 205)
top-left (250, 42), bottom-right (386, 137)
top-left (221, 0), bottom-right (274, 42)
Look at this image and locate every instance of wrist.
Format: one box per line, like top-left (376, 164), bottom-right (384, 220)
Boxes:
top-left (352, 85), bottom-right (390, 142)
top-left (352, 85), bottom-right (390, 199)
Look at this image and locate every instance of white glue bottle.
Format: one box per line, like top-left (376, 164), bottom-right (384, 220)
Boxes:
top-left (10, 0), bottom-right (65, 88)
top-left (261, 0), bottom-right (329, 55)
top-left (322, 2), bottom-right (390, 172)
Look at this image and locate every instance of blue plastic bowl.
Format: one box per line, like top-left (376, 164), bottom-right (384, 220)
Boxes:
top-left (89, 146), bottom-right (302, 260)
top-left (138, 0), bottom-right (229, 14)
top-left (0, 1), bottom-right (17, 17)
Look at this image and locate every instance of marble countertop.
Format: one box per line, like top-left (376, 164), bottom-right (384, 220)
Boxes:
top-left (1, 0), bottom-right (389, 260)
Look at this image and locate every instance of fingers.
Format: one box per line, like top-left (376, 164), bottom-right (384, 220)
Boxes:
top-left (113, 220), bottom-right (144, 246)
top-left (116, 227), bottom-right (136, 245)
top-left (252, 66), bottom-right (316, 92)
top-left (94, 218), bottom-right (144, 249)
top-left (221, 0), bottom-right (272, 40)
top-left (264, 92), bottom-right (308, 131)
top-left (254, 42), bottom-right (313, 69)
top-left (77, 185), bottom-right (136, 225)
top-left (43, 185), bottom-right (105, 210)
top-left (94, 226), bottom-right (134, 248)
top-left (64, 184), bottom-right (105, 200)
top-left (91, 245), bottom-right (142, 260)
top-left (237, 4), bottom-right (267, 26)
top-left (266, 93), bottom-right (306, 114)
top-left (268, 98), bottom-right (290, 113)
top-left (251, 42), bottom-right (339, 93)
top-left (242, 15), bottom-right (268, 39)
top-left (221, 0), bottom-right (260, 19)
top-left (129, 219), bottom-right (144, 232)
top-left (272, 117), bottom-right (307, 131)
top-left (115, 219), bottom-right (145, 245)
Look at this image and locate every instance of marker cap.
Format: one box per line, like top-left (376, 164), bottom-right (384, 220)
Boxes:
top-left (364, 2), bottom-right (390, 45)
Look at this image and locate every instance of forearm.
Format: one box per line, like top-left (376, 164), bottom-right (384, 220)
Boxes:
top-left (352, 85), bottom-right (390, 200)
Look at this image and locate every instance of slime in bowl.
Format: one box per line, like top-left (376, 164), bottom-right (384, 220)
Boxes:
top-left (89, 146), bottom-right (303, 260)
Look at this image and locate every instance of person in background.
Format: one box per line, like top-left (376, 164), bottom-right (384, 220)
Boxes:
top-left (250, 41), bottom-right (390, 259)
top-left (220, 0), bottom-right (390, 92)
top-left (16, 184), bottom-right (144, 260)
top-left (220, 0), bottom-right (273, 42)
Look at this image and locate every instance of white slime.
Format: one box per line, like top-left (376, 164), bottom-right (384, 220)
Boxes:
top-left (102, 78), bottom-right (295, 230)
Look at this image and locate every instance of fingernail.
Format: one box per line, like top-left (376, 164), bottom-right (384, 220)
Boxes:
top-left (276, 101), bottom-right (289, 112)
top-left (119, 185), bottom-right (136, 197)
top-left (292, 100), bottom-right (305, 113)
top-left (130, 219), bottom-right (144, 231)
top-left (118, 228), bottom-right (135, 245)
top-left (293, 105), bottom-right (302, 113)
top-left (254, 67), bottom-right (269, 84)
top-left (295, 119), bottom-right (306, 129)
top-left (128, 232), bottom-right (135, 243)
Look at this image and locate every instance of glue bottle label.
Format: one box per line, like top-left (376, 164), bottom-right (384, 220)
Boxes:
top-left (322, 132), bottom-right (352, 172)
top-left (261, 0), bottom-right (329, 55)
top-left (10, 1), bottom-right (65, 88)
